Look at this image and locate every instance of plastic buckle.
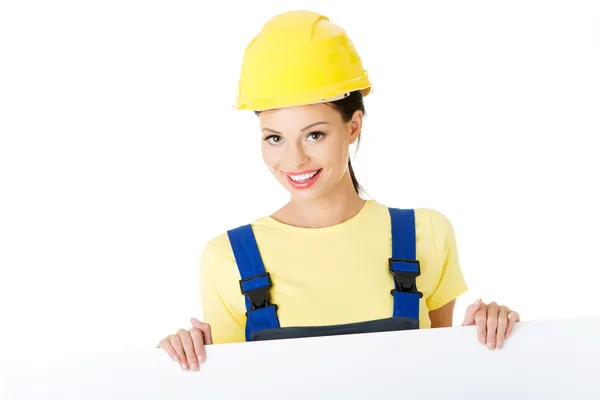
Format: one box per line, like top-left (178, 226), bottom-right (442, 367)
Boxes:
top-left (389, 258), bottom-right (423, 298)
top-left (239, 272), bottom-right (274, 310)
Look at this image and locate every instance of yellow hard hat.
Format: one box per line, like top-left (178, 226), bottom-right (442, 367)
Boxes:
top-left (234, 10), bottom-right (372, 111)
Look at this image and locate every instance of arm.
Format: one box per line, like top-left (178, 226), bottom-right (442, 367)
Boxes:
top-left (200, 242), bottom-right (246, 344)
top-left (429, 299), bottom-right (456, 328)
top-left (424, 209), bottom-right (468, 324)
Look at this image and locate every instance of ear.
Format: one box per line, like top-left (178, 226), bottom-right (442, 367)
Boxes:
top-left (347, 110), bottom-right (363, 145)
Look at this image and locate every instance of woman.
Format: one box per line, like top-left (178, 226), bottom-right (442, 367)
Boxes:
top-left (157, 10), bottom-right (520, 372)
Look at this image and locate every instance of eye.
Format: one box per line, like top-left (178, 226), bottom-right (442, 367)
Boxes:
top-left (263, 135), bottom-right (283, 145)
top-left (307, 131), bottom-right (325, 141)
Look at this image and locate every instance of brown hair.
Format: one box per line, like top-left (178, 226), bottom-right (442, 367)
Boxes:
top-left (326, 90), bottom-right (366, 195)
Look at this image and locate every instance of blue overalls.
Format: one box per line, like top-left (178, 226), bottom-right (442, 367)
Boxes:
top-left (226, 208), bottom-right (423, 342)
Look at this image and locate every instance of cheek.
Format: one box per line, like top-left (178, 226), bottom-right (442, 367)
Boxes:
top-left (321, 141), bottom-right (349, 172)
top-left (261, 145), bottom-right (281, 173)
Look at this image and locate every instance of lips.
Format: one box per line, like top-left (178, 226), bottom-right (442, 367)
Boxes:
top-left (284, 169), bottom-right (322, 189)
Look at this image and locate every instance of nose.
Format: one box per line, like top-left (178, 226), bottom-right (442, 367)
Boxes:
top-left (284, 141), bottom-right (309, 169)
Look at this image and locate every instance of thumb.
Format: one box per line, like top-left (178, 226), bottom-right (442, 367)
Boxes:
top-left (462, 298), bottom-right (483, 326)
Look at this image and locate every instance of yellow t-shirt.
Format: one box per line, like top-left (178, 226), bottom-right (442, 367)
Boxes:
top-left (200, 200), bottom-right (468, 344)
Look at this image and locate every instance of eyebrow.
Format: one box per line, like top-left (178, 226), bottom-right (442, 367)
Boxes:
top-left (262, 121), bottom-right (329, 135)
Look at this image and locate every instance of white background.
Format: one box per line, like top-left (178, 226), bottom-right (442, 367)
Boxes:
top-left (1, 0), bottom-right (599, 380)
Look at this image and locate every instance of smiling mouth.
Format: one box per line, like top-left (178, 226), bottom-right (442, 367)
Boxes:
top-left (284, 169), bottom-right (322, 189)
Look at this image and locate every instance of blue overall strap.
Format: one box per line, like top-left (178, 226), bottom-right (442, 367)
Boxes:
top-left (388, 208), bottom-right (423, 321)
top-left (227, 224), bottom-right (280, 341)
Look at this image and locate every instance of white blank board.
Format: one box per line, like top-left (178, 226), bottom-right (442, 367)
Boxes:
top-left (4, 316), bottom-right (600, 399)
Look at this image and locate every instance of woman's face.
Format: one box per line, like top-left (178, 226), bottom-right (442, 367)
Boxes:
top-left (259, 103), bottom-right (362, 201)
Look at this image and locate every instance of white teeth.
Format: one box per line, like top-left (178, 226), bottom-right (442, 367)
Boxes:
top-left (289, 171), bottom-right (318, 182)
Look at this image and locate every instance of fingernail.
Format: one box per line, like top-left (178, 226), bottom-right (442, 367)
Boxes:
top-left (479, 337), bottom-right (486, 344)
top-left (498, 341), bottom-right (503, 349)
top-left (172, 355), bottom-right (179, 362)
top-left (190, 363), bottom-right (198, 371)
top-left (198, 355), bottom-right (205, 363)
top-left (181, 363), bottom-right (189, 371)
top-left (487, 341), bottom-right (495, 350)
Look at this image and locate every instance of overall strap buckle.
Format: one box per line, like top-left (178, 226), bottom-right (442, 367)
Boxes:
top-left (389, 258), bottom-right (423, 298)
top-left (239, 272), bottom-right (276, 311)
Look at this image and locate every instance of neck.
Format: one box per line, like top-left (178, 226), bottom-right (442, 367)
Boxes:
top-left (273, 170), bottom-right (366, 228)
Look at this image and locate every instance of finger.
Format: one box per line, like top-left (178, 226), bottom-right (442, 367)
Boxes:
top-left (474, 306), bottom-right (487, 345)
top-left (496, 307), bottom-right (509, 349)
top-left (190, 328), bottom-right (206, 364)
top-left (506, 311), bottom-right (520, 338)
top-left (191, 318), bottom-right (213, 345)
top-left (178, 329), bottom-right (198, 371)
top-left (462, 298), bottom-right (483, 326)
top-left (157, 338), bottom-right (179, 363)
top-left (486, 302), bottom-right (500, 350)
top-left (168, 334), bottom-right (188, 370)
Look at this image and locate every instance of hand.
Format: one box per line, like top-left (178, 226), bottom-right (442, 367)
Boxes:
top-left (462, 298), bottom-right (520, 350)
top-left (156, 318), bottom-right (213, 371)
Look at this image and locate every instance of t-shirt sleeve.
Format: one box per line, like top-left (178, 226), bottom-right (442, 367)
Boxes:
top-left (425, 209), bottom-right (469, 311)
top-left (200, 242), bottom-right (246, 344)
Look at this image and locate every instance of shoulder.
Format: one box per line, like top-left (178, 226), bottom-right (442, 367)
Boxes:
top-left (386, 206), bottom-right (459, 261)
top-left (200, 217), bottom-right (266, 268)
top-left (411, 208), bottom-right (460, 268)
top-left (364, 201), bottom-right (457, 239)
top-left (382, 203), bottom-right (456, 236)
top-left (414, 208), bottom-right (456, 236)
top-left (200, 230), bottom-right (235, 268)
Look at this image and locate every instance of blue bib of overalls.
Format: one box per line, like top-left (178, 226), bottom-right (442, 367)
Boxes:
top-left (226, 207), bottom-right (423, 342)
